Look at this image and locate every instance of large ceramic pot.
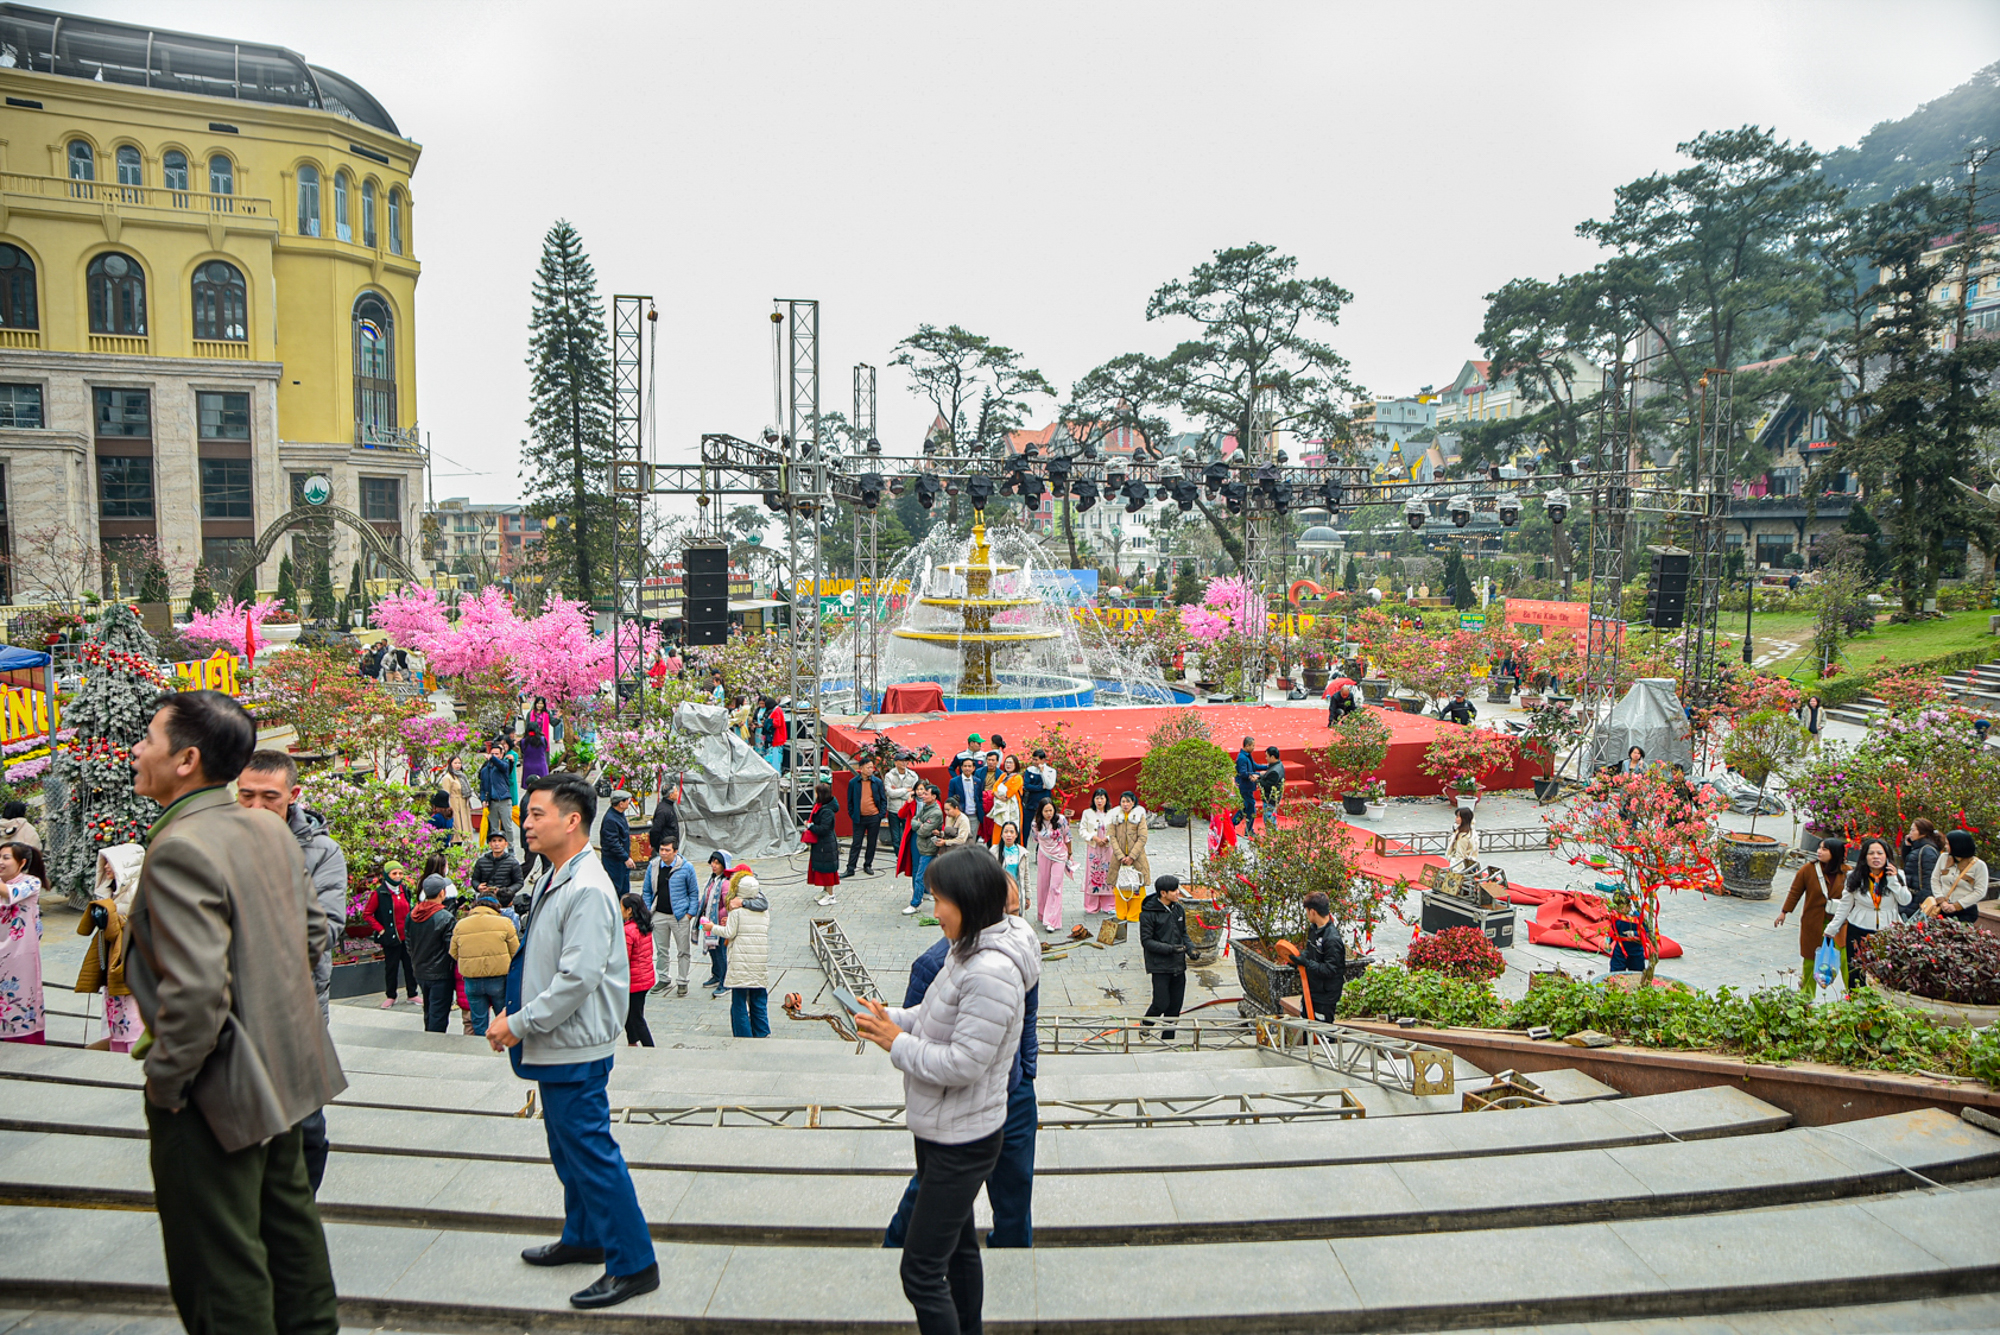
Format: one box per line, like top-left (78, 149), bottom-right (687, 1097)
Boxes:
top-left (1360, 678), bottom-right (1390, 702)
top-left (1719, 831), bottom-right (1785, 899)
top-left (1865, 976), bottom-right (2000, 1029)
top-left (1532, 776), bottom-right (1563, 803)
top-left (1798, 825), bottom-right (1826, 857)
top-left (262, 621), bottom-right (303, 643)
top-left (1303, 667), bottom-right (1330, 693)
top-left (1341, 794), bottom-right (1368, 816)
top-left (1486, 681), bottom-right (1513, 705)
top-left (1234, 941), bottom-right (1302, 1015)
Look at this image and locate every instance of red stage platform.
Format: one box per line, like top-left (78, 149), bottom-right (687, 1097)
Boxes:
top-left (822, 704), bottom-right (1540, 829)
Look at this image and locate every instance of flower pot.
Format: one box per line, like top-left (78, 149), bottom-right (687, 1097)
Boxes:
top-left (1392, 694), bottom-right (1424, 714)
top-left (1163, 808), bottom-right (1189, 828)
top-left (1233, 940), bottom-right (1302, 1015)
top-left (262, 622), bottom-right (303, 644)
top-left (1486, 681), bottom-right (1512, 705)
top-left (1303, 667), bottom-right (1330, 692)
top-left (1718, 831), bottom-right (1784, 900)
top-left (1367, 802), bottom-right (1386, 819)
top-left (1532, 776), bottom-right (1563, 803)
top-left (1798, 825), bottom-right (1826, 857)
top-left (1341, 794), bottom-right (1368, 816)
top-left (1519, 694), bottom-right (1543, 710)
top-left (1360, 678), bottom-right (1389, 702)
top-left (1275, 677), bottom-right (1293, 691)
top-left (1864, 976), bottom-right (2000, 1029)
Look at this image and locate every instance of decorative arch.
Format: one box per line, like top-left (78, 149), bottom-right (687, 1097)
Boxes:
top-left (248, 503), bottom-right (417, 586)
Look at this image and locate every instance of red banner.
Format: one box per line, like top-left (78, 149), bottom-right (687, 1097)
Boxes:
top-left (1505, 598), bottom-right (1590, 629)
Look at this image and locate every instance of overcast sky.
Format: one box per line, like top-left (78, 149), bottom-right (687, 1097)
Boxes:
top-left (67, 0), bottom-right (2000, 507)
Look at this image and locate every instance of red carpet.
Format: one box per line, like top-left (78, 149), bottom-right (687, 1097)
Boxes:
top-left (1505, 884), bottom-right (1684, 959)
top-left (824, 704), bottom-right (1541, 832)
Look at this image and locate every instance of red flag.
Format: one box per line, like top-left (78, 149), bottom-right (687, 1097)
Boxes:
top-left (244, 606), bottom-right (257, 670)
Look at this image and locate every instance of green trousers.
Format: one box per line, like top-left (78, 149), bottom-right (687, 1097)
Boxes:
top-left (146, 1101), bottom-right (339, 1335)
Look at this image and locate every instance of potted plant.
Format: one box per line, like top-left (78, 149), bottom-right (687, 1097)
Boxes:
top-left (1854, 917), bottom-right (2000, 1027)
top-left (1420, 726), bottom-right (1520, 807)
top-left (1301, 644), bottom-right (1331, 694)
top-left (1314, 708), bottom-right (1391, 817)
top-left (1361, 777), bottom-right (1387, 818)
top-left (1138, 734), bottom-right (1237, 866)
top-left (1717, 709), bottom-right (1809, 900)
top-left (1522, 698), bottom-right (1587, 803)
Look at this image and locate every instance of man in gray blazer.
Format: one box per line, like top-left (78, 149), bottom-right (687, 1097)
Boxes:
top-left (127, 689), bottom-right (347, 1334)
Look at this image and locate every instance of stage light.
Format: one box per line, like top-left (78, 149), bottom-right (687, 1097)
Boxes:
top-left (1448, 494), bottom-right (1473, 527)
top-left (866, 436), bottom-right (882, 454)
top-left (889, 478), bottom-right (907, 497)
top-left (1497, 492), bottom-right (1521, 526)
top-left (966, 476), bottom-right (994, 505)
top-left (916, 475), bottom-right (941, 510)
top-left (762, 424), bottom-right (781, 445)
top-left (1074, 479), bottom-right (1099, 513)
top-left (1123, 480), bottom-right (1150, 513)
top-left (1404, 498), bottom-right (1428, 531)
top-left (1560, 458), bottom-right (1579, 477)
top-left (1047, 456), bottom-right (1072, 495)
top-left (944, 476), bottom-right (961, 497)
top-left (1173, 480), bottom-right (1198, 512)
top-left (763, 490), bottom-right (784, 513)
top-left (1488, 465), bottom-right (1503, 482)
top-left (858, 473), bottom-right (884, 509)
top-left (1204, 462), bottom-right (1229, 493)
top-left (1273, 480), bottom-right (1295, 513)
top-left (1223, 481), bottom-right (1247, 514)
top-left (1544, 487), bottom-right (1568, 524)
top-left (1319, 479), bottom-right (1343, 509)
top-left (1107, 466), bottom-right (1129, 488)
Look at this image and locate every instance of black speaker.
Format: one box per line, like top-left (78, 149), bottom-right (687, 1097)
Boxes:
top-left (1646, 547), bottom-right (1691, 629)
top-left (683, 545), bottom-right (730, 644)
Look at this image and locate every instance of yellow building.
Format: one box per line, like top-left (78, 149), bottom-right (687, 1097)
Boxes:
top-left (0, 4), bottom-right (424, 601)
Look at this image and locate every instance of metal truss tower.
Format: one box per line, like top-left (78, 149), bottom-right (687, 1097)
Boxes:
top-left (850, 363), bottom-right (881, 710)
top-left (1679, 369), bottom-right (1733, 701)
top-left (609, 294), bottom-right (653, 719)
top-left (1580, 362), bottom-right (1632, 770)
top-left (1238, 408), bottom-right (1279, 688)
top-left (778, 299), bottom-right (828, 805)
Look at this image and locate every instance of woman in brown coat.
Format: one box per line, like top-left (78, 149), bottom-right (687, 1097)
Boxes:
top-left (1776, 837), bottom-right (1845, 995)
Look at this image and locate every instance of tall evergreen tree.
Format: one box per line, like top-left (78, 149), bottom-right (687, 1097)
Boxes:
top-left (46, 603), bottom-right (163, 902)
top-left (275, 554), bottom-right (298, 610)
top-left (188, 562), bottom-right (217, 615)
top-left (136, 561), bottom-right (169, 604)
top-left (233, 560), bottom-right (257, 604)
top-left (308, 549), bottom-right (337, 621)
top-left (522, 220), bottom-right (617, 606)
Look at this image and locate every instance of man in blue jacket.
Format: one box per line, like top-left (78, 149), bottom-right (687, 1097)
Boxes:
top-left (1234, 735), bottom-right (1260, 831)
top-left (478, 739), bottom-right (519, 854)
top-left (650, 836), bottom-right (701, 998)
top-left (598, 791), bottom-right (634, 895)
top-left (845, 756), bottom-right (888, 878)
top-left (881, 878), bottom-right (1038, 1249)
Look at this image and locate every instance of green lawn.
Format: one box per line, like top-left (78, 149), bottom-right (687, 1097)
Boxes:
top-left (1757, 608), bottom-right (1997, 683)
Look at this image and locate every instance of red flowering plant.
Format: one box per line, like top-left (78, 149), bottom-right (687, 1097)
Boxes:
top-left (1372, 622), bottom-right (1484, 709)
top-left (1874, 667), bottom-right (1947, 714)
top-left (1405, 925), bottom-right (1506, 982)
top-left (1420, 726), bottom-right (1520, 798)
top-left (1544, 767), bottom-right (1725, 982)
top-left (1020, 718), bottom-right (1104, 815)
top-left (1313, 706), bottom-right (1392, 798)
top-left (1789, 706), bottom-right (2000, 849)
top-left (1202, 804), bottom-right (1405, 954)
top-left (1853, 917), bottom-right (2000, 1005)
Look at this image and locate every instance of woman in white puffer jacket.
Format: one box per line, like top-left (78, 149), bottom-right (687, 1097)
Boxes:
top-left (856, 846), bottom-right (1039, 1335)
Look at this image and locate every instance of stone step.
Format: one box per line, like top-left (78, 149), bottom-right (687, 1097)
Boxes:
top-left (0, 1072), bottom-right (1790, 1177)
top-left (2, 1182), bottom-right (1994, 1331)
top-left (0, 1110), bottom-right (1986, 1249)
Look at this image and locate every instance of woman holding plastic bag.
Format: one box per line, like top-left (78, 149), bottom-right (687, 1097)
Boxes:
top-left (1824, 837), bottom-right (1910, 991)
top-left (1109, 791), bottom-right (1151, 924)
top-left (1777, 838), bottom-right (1845, 996)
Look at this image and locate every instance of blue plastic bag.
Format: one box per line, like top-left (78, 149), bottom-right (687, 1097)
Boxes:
top-left (1813, 938), bottom-right (1841, 988)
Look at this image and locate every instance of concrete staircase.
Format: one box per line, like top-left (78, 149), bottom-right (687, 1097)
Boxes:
top-left (1, 1009), bottom-right (1997, 1332)
top-left (1826, 660), bottom-right (2000, 727)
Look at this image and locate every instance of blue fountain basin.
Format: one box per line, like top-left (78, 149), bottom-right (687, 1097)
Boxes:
top-left (861, 672), bottom-right (1096, 712)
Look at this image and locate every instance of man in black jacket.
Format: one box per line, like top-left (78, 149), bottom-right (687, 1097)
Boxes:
top-left (647, 789), bottom-right (680, 863)
top-left (600, 791), bottom-right (634, 893)
top-left (1138, 876), bottom-right (1192, 1040)
top-left (1440, 692), bottom-right (1477, 727)
top-left (1299, 892), bottom-right (1346, 1021)
top-left (405, 880), bottom-right (457, 1033)
top-left (846, 756), bottom-right (888, 877)
top-left (472, 832), bottom-right (525, 897)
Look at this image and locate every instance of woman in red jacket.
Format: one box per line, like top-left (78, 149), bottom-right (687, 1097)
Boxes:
top-left (362, 861), bottom-right (416, 1008)
top-left (622, 893), bottom-right (656, 1047)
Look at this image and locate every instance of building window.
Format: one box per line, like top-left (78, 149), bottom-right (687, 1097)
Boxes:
top-left (191, 260), bottom-right (247, 341)
top-left (353, 292), bottom-right (396, 444)
top-left (115, 145), bottom-right (141, 187)
top-left (197, 391), bottom-right (250, 440)
top-left (333, 170), bottom-right (351, 242)
top-left (200, 458), bottom-right (252, 519)
top-left (0, 245), bottom-right (36, 329)
top-left (97, 456), bottom-right (154, 518)
top-left (86, 252), bottom-right (146, 336)
top-left (0, 385), bottom-right (42, 429)
top-left (67, 140), bottom-right (93, 181)
top-left (361, 180), bottom-right (377, 248)
top-left (163, 151), bottom-right (189, 193)
top-left (361, 476), bottom-right (400, 521)
top-left (201, 537), bottom-right (253, 584)
top-left (388, 187), bottom-right (403, 255)
top-left (297, 165), bottom-right (320, 236)
top-left (208, 155), bottom-right (232, 196)
top-left (93, 387), bottom-right (151, 437)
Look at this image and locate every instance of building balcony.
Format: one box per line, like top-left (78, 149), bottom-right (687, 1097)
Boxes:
top-left (356, 422), bottom-right (422, 452)
top-left (193, 339), bottom-right (250, 360)
top-left (87, 333), bottom-right (148, 355)
top-left (1, 171), bottom-right (275, 227)
top-left (0, 329), bottom-right (38, 350)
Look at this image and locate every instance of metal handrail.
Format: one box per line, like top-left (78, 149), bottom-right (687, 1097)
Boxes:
top-left (1037, 1013), bottom-right (1454, 1097)
top-left (1, 170), bottom-right (270, 216)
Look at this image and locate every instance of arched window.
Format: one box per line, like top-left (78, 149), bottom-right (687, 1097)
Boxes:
top-left (333, 170), bottom-right (351, 242)
top-left (388, 187), bottom-right (403, 256)
top-left (67, 140), bottom-right (93, 181)
top-left (297, 165), bottom-right (320, 236)
top-left (86, 252), bottom-right (145, 336)
top-left (191, 260), bottom-right (247, 342)
top-left (353, 292), bottom-right (395, 444)
top-left (115, 146), bottom-right (141, 187)
top-left (0, 246), bottom-right (37, 329)
top-left (361, 180), bottom-right (377, 248)
top-left (163, 151), bottom-right (189, 193)
top-left (208, 155), bottom-right (233, 195)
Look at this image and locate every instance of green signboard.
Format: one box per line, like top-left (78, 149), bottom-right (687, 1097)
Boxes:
top-left (1459, 612), bottom-right (1486, 631)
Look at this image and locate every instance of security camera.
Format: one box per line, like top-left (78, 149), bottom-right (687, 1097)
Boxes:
top-left (1497, 493), bottom-right (1521, 526)
top-left (1448, 494), bottom-right (1473, 527)
top-left (1544, 488), bottom-right (1569, 524)
top-left (1404, 498), bottom-right (1428, 531)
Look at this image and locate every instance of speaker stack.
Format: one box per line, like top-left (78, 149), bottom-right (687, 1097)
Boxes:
top-left (1645, 546), bottom-right (1691, 629)
top-left (683, 544), bottom-right (730, 645)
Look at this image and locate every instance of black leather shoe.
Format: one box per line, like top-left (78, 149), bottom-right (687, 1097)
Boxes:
top-left (571, 1264), bottom-right (660, 1310)
top-left (521, 1241), bottom-right (605, 1267)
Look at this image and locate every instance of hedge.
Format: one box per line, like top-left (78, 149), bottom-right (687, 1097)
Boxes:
top-left (1812, 640), bottom-right (2000, 708)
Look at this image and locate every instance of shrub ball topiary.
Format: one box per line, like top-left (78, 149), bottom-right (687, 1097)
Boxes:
top-left (1404, 926), bottom-right (1506, 983)
top-left (1853, 916), bottom-right (2000, 1006)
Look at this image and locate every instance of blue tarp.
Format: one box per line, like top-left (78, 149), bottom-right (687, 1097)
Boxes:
top-left (0, 645), bottom-right (51, 672)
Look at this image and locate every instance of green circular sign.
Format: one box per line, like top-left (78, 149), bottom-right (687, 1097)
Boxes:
top-left (301, 474), bottom-right (332, 506)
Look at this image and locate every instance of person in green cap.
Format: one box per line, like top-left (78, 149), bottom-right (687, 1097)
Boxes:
top-left (362, 859), bottom-right (417, 1007)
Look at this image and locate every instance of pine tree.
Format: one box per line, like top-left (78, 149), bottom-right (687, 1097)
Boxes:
top-left (137, 561), bottom-right (169, 604)
top-left (522, 220), bottom-right (618, 606)
top-left (1343, 557), bottom-right (1361, 593)
top-left (276, 554), bottom-right (298, 611)
top-left (188, 563), bottom-right (217, 615)
top-left (308, 549), bottom-right (336, 621)
top-left (1171, 561), bottom-right (1202, 605)
top-left (233, 561), bottom-right (257, 604)
top-left (46, 603), bottom-right (164, 902)
top-left (1441, 548), bottom-right (1476, 610)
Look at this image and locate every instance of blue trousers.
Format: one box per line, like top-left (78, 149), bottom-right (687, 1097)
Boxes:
top-left (539, 1070), bottom-right (656, 1278)
top-left (910, 853), bottom-right (932, 909)
top-left (883, 1079), bottom-right (1037, 1249)
top-left (730, 987), bottom-right (770, 1037)
top-left (465, 976), bottom-right (507, 1036)
top-left (603, 858), bottom-right (631, 896)
top-left (1234, 780), bottom-right (1256, 826)
top-left (704, 941), bottom-right (728, 989)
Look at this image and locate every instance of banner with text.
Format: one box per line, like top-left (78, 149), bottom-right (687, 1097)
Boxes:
top-left (1503, 598), bottom-right (1590, 629)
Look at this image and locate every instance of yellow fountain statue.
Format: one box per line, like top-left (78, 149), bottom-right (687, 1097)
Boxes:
top-left (891, 511), bottom-right (1059, 696)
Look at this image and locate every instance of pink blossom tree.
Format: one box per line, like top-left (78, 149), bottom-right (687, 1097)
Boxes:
top-left (182, 597), bottom-right (284, 657)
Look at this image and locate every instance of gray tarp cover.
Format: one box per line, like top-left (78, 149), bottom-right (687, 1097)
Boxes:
top-left (673, 702), bottom-right (792, 858)
top-left (1591, 678), bottom-right (1694, 774)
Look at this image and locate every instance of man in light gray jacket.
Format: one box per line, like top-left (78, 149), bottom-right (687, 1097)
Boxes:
top-left (487, 773), bottom-right (658, 1311)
